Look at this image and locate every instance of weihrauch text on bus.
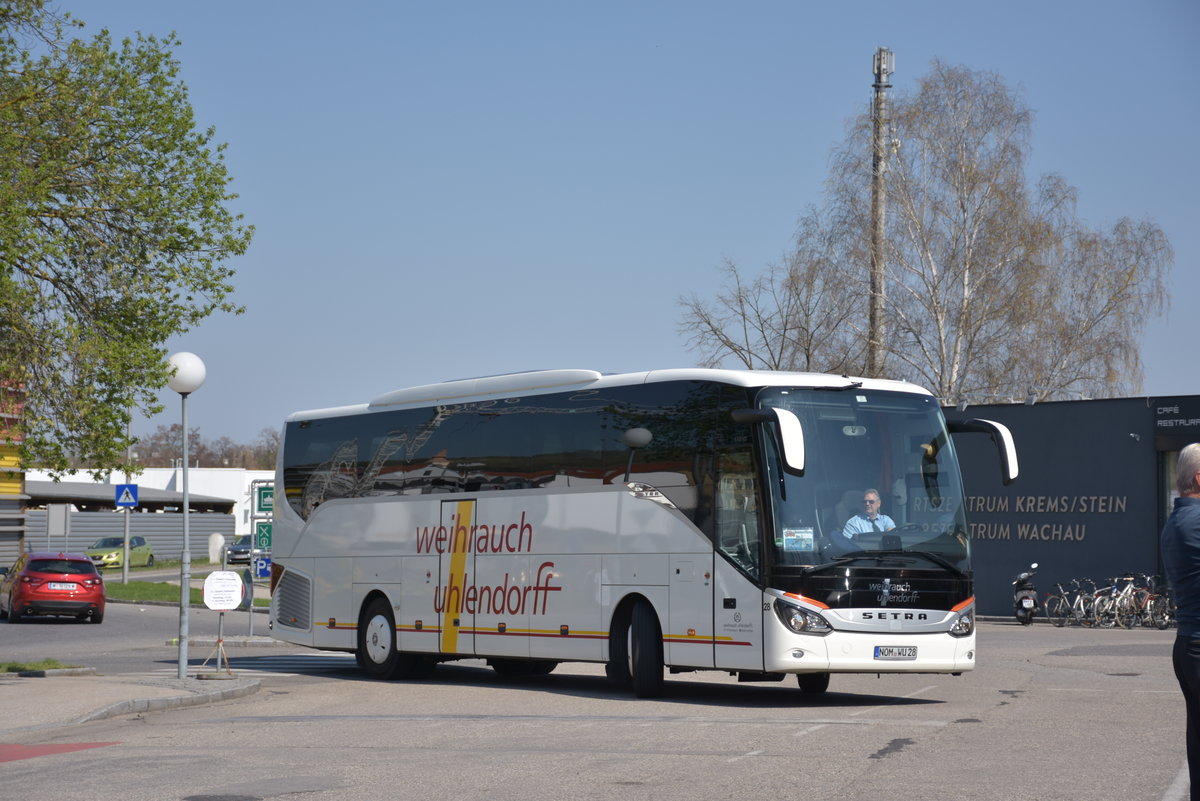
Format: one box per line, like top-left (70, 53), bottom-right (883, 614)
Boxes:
top-left (267, 368), bottom-right (1017, 697)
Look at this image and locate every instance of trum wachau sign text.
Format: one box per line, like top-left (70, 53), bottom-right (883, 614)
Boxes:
top-left (965, 494), bottom-right (1129, 542)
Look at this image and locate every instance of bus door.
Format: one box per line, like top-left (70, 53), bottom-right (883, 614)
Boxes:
top-left (710, 455), bottom-right (765, 671)
top-left (438, 499), bottom-right (475, 657)
top-left (712, 556), bottom-right (765, 671)
top-left (471, 500), bottom-right (530, 660)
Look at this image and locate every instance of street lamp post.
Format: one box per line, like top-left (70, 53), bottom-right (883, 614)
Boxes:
top-left (167, 352), bottom-right (206, 679)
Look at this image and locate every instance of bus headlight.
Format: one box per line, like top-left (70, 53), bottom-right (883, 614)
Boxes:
top-left (773, 599), bottom-right (832, 636)
top-left (949, 609), bottom-right (974, 637)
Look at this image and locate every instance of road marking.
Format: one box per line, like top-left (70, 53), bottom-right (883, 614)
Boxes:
top-left (0, 742), bottom-right (119, 763)
top-left (1160, 761), bottom-right (1190, 801)
top-left (849, 684), bottom-right (937, 716)
top-left (727, 749), bottom-right (763, 762)
top-left (1048, 688), bottom-right (1177, 694)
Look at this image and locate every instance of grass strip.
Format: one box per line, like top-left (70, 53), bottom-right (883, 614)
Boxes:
top-left (105, 580), bottom-right (268, 607)
top-left (0, 658), bottom-right (74, 672)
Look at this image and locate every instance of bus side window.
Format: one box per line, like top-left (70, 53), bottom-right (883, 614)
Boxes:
top-left (715, 450), bottom-right (759, 579)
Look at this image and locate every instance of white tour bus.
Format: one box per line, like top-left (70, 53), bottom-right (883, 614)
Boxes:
top-left (269, 368), bottom-right (1017, 697)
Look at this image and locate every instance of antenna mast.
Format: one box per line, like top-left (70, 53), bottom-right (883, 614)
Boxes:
top-left (867, 47), bottom-right (894, 377)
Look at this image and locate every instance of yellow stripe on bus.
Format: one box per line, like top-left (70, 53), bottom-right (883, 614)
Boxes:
top-left (440, 499), bottom-right (474, 653)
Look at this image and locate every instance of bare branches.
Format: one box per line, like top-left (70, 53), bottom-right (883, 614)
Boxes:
top-left (678, 59), bottom-right (1172, 403)
top-left (679, 206), bottom-right (866, 375)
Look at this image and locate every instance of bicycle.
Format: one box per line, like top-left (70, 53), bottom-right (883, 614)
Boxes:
top-left (1110, 575), bottom-right (1141, 629)
top-left (1144, 576), bottom-right (1174, 630)
top-left (1045, 578), bottom-right (1095, 628)
top-left (1092, 578), bottom-right (1121, 628)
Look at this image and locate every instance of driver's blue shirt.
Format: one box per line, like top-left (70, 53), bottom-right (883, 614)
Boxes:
top-left (842, 513), bottom-right (896, 539)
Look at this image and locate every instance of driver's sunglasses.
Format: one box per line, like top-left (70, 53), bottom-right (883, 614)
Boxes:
top-left (863, 499), bottom-right (879, 505)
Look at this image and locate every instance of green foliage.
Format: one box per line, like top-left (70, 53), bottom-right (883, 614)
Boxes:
top-left (0, 1), bottom-right (253, 475)
top-left (104, 579), bottom-right (203, 605)
top-left (0, 657), bottom-right (74, 673)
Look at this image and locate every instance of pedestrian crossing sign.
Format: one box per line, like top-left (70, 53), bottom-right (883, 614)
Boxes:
top-left (115, 484), bottom-right (139, 508)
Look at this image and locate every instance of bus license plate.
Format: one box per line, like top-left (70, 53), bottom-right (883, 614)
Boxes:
top-left (49, 582), bottom-right (77, 591)
top-left (874, 645), bottom-right (917, 660)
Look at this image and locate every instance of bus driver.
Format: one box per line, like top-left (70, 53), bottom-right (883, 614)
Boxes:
top-left (842, 488), bottom-right (896, 539)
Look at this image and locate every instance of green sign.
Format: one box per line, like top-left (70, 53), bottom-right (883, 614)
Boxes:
top-left (255, 521), bottom-right (272, 550)
top-left (254, 485), bottom-right (274, 514)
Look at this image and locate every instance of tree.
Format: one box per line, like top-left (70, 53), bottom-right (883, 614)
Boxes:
top-left (0, 1), bottom-right (253, 475)
top-left (678, 211), bottom-right (864, 373)
top-left (680, 60), bottom-right (1172, 403)
top-left (131, 425), bottom-right (278, 470)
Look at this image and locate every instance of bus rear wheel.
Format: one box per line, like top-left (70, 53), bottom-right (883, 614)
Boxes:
top-left (359, 598), bottom-right (400, 679)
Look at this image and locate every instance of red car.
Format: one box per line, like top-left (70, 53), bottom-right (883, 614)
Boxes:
top-left (0, 552), bottom-right (105, 624)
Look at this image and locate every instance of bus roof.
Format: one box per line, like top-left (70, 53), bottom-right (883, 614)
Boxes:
top-left (284, 368), bottom-right (932, 423)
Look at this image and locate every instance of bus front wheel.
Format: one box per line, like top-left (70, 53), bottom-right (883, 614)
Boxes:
top-left (629, 600), bottom-right (664, 698)
top-left (359, 598), bottom-right (400, 679)
top-left (797, 671), bottom-right (830, 694)
top-left (606, 612), bottom-right (632, 687)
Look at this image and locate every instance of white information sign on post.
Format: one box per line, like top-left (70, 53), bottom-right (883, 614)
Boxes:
top-left (203, 571), bottom-right (245, 611)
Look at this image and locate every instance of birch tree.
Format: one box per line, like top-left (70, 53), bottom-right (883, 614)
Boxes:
top-left (680, 60), bottom-right (1172, 402)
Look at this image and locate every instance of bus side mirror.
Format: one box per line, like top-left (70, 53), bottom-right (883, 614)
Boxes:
top-left (732, 408), bottom-right (805, 476)
top-left (622, 427), bottom-right (653, 482)
top-left (947, 418), bottom-right (1019, 486)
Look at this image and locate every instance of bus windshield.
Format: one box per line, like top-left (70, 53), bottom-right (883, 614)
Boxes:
top-left (757, 387), bottom-right (969, 575)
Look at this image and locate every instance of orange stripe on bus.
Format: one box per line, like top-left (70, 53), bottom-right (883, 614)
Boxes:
top-left (951, 596), bottom-right (975, 612)
top-left (782, 592), bottom-right (830, 609)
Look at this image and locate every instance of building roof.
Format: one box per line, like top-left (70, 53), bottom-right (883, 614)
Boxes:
top-left (24, 480), bottom-right (235, 513)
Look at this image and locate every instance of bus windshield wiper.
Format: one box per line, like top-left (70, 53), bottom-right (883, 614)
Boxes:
top-left (804, 550), bottom-right (967, 577)
top-left (799, 552), bottom-right (891, 573)
top-left (883, 549), bottom-right (968, 577)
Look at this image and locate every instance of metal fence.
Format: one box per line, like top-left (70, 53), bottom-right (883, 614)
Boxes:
top-left (19, 508), bottom-right (235, 564)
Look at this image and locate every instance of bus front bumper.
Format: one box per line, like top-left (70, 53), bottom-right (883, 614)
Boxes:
top-left (765, 629), bottom-right (976, 674)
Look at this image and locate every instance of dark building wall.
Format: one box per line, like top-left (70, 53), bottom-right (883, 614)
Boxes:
top-left (1153, 395), bottom-right (1200, 455)
top-left (947, 398), bottom-right (1169, 616)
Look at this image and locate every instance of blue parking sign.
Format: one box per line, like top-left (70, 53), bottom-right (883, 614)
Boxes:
top-left (254, 556), bottom-right (272, 579)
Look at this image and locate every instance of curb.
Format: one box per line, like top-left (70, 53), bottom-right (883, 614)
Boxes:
top-left (163, 636), bottom-right (279, 647)
top-left (74, 678), bottom-right (262, 725)
top-left (0, 672), bottom-right (263, 735)
top-left (0, 667), bottom-right (98, 678)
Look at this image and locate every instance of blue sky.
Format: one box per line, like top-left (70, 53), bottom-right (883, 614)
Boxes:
top-left (66, 1), bottom-right (1198, 445)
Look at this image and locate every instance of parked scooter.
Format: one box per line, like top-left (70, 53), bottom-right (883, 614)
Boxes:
top-left (1012, 563), bottom-right (1040, 625)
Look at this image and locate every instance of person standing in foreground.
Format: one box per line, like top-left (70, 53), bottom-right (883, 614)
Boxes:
top-left (1163, 442), bottom-right (1200, 799)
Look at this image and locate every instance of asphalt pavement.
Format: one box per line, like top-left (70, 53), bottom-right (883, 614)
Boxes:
top-left (1, 570), bottom-right (277, 736)
top-left (0, 635), bottom-right (271, 736)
